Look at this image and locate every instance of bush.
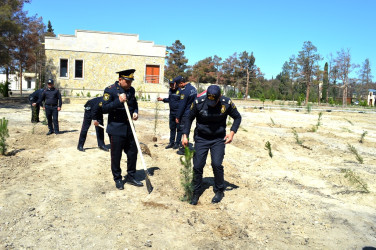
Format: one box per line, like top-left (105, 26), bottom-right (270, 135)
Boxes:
top-left (0, 82), bottom-right (10, 97)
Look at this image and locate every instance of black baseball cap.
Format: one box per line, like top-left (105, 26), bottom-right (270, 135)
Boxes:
top-left (206, 85), bottom-right (221, 106)
top-left (173, 76), bottom-right (185, 84)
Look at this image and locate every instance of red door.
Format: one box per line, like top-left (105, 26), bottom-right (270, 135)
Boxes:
top-left (145, 65), bottom-right (160, 83)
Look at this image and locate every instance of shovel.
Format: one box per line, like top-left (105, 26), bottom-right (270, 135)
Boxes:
top-left (124, 102), bottom-right (153, 194)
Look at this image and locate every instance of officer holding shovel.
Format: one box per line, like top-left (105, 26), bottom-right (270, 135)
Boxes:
top-left (182, 85), bottom-right (241, 205)
top-left (102, 69), bottom-right (143, 190)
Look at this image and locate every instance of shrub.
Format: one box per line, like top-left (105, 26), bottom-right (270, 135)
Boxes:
top-left (0, 82), bottom-right (10, 97)
top-left (0, 117), bottom-right (9, 155)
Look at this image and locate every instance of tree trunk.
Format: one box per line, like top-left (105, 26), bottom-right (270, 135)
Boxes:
top-left (245, 68), bottom-right (249, 99)
top-left (19, 63), bottom-right (23, 96)
top-left (318, 84), bottom-right (321, 105)
top-left (342, 85), bottom-right (347, 107)
top-left (305, 80), bottom-right (310, 105)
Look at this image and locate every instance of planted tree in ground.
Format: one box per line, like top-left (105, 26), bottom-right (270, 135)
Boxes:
top-left (153, 100), bottom-right (160, 141)
top-left (359, 131), bottom-right (368, 143)
top-left (341, 169), bottom-right (369, 193)
top-left (264, 141), bottom-right (273, 158)
top-left (180, 146), bottom-right (195, 202)
top-left (292, 128), bottom-right (303, 145)
top-left (0, 117), bottom-right (9, 155)
top-left (308, 112), bottom-right (323, 132)
top-left (347, 143), bottom-right (363, 164)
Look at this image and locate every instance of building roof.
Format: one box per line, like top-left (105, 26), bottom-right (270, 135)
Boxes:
top-left (45, 30), bottom-right (166, 58)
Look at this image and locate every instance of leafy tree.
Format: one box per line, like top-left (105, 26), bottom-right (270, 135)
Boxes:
top-left (165, 40), bottom-right (189, 79)
top-left (335, 48), bottom-right (358, 106)
top-left (238, 51), bottom-right (256, 99)
top-left (358, 58), bottom-right (373, 85)
top-left (190, 57), bottom-right (216, 90)
top-left (213, 55), bottom-right (222, 85)
top-left (222, 53), bottom-right (239, 87)
top-left (45, 20), bottom-right (56, 37)
top-left (296, 41), bottom-right (322, 105)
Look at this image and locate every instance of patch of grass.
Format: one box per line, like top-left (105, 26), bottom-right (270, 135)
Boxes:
top-left (341, 127), bottom-right (353, 133)
top-left (347, 143), bottom-right (363, 164)
top-left (359, 131), bottom-right (368, 143)
top-left (264, 141), bottom-right (273, 158)
top-left (344, 118), bottom-right (354, 126)
top-left (306, 103), bottom-right (312, 113)
top-left (341, 169), bottom-right (369, 193)
top-left (180, 146), bottom-right (195, 202)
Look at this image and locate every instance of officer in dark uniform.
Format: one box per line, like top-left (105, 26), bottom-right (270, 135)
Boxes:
top-left (77, 96), bottom-right (109, 152)
top-left (182, 85), bottom-right (242, 205)
top-left (33, 79), bottom-right (62, 135)
top-left (29, 87), bottom-right (44, 123)
top-left (174, 76), bottom-right (197, 155)
top-left (157, 79), bottom-right (181, 149)
top-left (102, 69), bottom-right (143, 190)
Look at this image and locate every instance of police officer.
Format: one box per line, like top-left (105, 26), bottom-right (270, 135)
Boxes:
top-left (33, 79), bottom-right (62, 135)
top-left (174, 76), bottom-right (197, 155)
top-left (102, 69), bottom-right (143, 190)
top-left (77, 96), bottom-right (109, 152)
top-left (182, 85), bottom-right (241, 205)
top-left (29, 86), bottom-right (44, 123)
top-left (157, 79), bottom-right (181, 149)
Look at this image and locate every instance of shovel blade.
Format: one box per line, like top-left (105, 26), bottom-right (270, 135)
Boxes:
top-left (145, 170), bottom-right (153, 193)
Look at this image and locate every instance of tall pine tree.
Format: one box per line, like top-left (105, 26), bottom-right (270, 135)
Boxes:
top-left (322, 62), bottom-right (329, 103)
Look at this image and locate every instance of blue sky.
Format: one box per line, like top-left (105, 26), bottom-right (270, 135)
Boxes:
top-left (24, 0), bottom-right (376, 80)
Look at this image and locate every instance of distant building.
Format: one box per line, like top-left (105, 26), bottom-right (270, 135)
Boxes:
top-left (0, 72), bottom-right (37, 93)
top-left (44, 30), bottom-right (167, 96)
top-left (367, 89), bottom-right (376, 106)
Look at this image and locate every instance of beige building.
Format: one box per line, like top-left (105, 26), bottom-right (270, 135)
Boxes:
top-left (45, 30), bottom-right (167, 97)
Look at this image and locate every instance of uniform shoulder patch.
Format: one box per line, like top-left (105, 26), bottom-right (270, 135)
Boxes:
top-left (176, 90), bottom-right (179, 95)
top-left (221, 105), bottom-right (226, 113)
top-left (99, 102), bottom-right (103, 107)
top-left (190, 102), bottom-right (194, 110)
top-left (180, 94), bottom-right (185, 100)
top-left (230, 100), bottom-right (236, 109)
top-left (103, 93), bottom-right (110, 101)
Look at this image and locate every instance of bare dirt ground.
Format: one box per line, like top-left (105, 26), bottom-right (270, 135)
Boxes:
top-left (1, 98), bottom-right (376, 249)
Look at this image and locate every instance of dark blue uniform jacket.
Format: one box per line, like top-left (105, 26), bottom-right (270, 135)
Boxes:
top-left (184, 96), bottom-right (242, 139)
top-left (102, 81), bottom-right (138, 137)
top-left (37, 87), bottom-right (62, 107)
top-left (176, 83), bottom-right (197, 120)
top-left (162, 88), bottom-right (180, 115)
top-left (29, 88), bottom-right (44, 104)
top-left (85, 97), bottom-right (104, 121)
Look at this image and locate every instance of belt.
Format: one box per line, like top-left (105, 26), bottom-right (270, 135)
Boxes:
top-left (45, 104), bottom-right (57, 107)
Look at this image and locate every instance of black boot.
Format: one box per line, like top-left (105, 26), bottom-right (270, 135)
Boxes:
top-left (211, 192), bottom-right (224, 203)
top-left (173, 142), bottom-right (180, 149)
top-left (125, 176), bottom-right (143, 187)
top-left (115, 180), bottom-right (124, 190)
top-left (77, 145), bottom-right (85, 152)
top-left (190, 193), bottom-right (200, 205)
top-left (99, 145), bottom-right (109, 152)
top-left (165, 143), bottom-right (174, 149)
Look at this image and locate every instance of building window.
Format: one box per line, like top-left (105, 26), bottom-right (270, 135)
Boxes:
top-left (27, 78), bottom-right (31, 89)
top-left (60, 59), bottom-right (68, 78)
top-left (145, 65), bottom-right (160, 83)
top-left (75, 60), bottom-right (83, 79)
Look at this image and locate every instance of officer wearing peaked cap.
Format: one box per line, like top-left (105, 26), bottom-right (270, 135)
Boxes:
top-left (101, 69), bottom-right (143, 190)
top-left (182, 85), bottom-right (242, 205)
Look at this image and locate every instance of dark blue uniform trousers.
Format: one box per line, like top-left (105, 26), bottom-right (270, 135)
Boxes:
top-left (169, 113), bottom-right (181, 145)
top-left (110, 130), bottom-right (138, 181)
top-left (45, 105), bottom-right (59, 133)
top-left (193, 136), bottom-right (225, 193)
top-left (78, 111), bottom-right (105, 147)
top-left (31, 104), bottom-right (40, 123)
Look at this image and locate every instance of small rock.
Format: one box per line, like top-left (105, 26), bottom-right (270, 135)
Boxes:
top-left (144, 240), bottom-right (152, 247)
